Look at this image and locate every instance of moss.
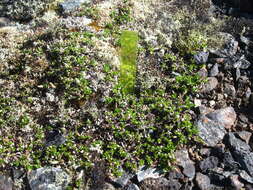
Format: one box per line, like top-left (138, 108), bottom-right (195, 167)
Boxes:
top-left (119, 30), bottom-right (138, 94)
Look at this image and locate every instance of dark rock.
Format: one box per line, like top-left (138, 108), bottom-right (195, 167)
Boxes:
top-left (194, 51), bottom-right (209, 64)
top-left (224, 83), bottom-right (236, 97)
top-left (175, 149), bottom-right (195, 179)
top-left (209, 63), bottom-right (219, 77)
top-left (0, 175), bottom-right (13, 190)
top-left (12, 169), bottom-right (25, 180)
top-left (226, 132), bottom-right (251, 152)
top-left (58, 0), bottom-right (90, 15)
top-left (27, 167), bottom-right (70, 190)
top-left (195, 172), bottom-right (212, 190)
top-left (205, 107), bottom-right (236, 129)
top-left (199, 156), bottom-right (219, 173)
top-left (196, 116), bottom-right (226, 147)
top-left (235, 131), bottom-right (252, 144)
top-left (201, 77), bottom-right (218, 93)
top-left (229, 175), bottom-right (244, 189)
top-left (45, 130), bottom-right (66, 147)
top-left (223, 151), bottom-right (240, 171)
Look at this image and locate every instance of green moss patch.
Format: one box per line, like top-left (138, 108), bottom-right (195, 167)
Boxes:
top-left (119, 30), bottom-right (138, 94)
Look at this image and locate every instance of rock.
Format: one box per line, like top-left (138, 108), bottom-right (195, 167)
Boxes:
top-left (58, 0), bottom-right (90, 15)
top-left (127, 184), bottom-right (140, 190)
top-left (198, 67), bottom-right (208, 78)
top-left (226, 133), bottom-right (251, 152)
top-left (240, 170), bottom-right (253, 184)
top-left (199, 148), bottom-right (211, 157)
top-left (199, 156), bottom-right (219, 173)
top-left (224, 84), bottom-right (236, 97)
top-left (0, 0), bottom-right (53, 21)
top-left (196, 116), bottom-right (226, 147)
top-left (195, 173), bottom-right (212, 190)
top-left (28, 167), bottom-right (70, 190)
top-left (236, 131), bottom-right (252, 144)
top-left (136, 167), bottom-right (162, 182)
top-left (0, 17), bottom-right (10, 27)
top-left (229, 175), bottom-right (244, 190)
top-left (114, 172), bottom-right (134, 187)
top-left (201, 77), bottom-right (218, 93)
top-left (205, 107), bottom-right (236, 129)
top-left (175, 149), bottom-right (195, 179)
top-left (0, 175), bottom-right (13, 190)
top-left (209, 63), bottom-right (219, 77)
top-left (45, 130), bottom-right (66, 147)
top-left (167, 168), bottom-right (184, 180)
top-left (103, 183), bottom-right (116, 190)
top-left (140, 178), bottom-right (181, 190)
top-left (223, 151), bottom-right (240, 171)
top-left (194, 51), bottom-right (209, 64)
top-left (234, 56), bottom-right (251, 69)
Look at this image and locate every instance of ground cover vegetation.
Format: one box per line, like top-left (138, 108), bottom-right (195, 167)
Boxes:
top-left (0, 0), bottom-right (224, 188)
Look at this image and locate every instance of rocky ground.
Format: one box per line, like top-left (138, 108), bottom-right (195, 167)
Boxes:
top-left (1, 0), bottom-right (253, 189)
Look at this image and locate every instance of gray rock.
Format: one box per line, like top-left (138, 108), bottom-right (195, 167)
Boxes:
top-left (115, 172), bottom-right (134, 187)
top-left (127, 184), bottom-right (140, 190)
top-left (209, 63), bottom-right (219, 77)
top-left (175, 149), bottom-right (195, 179)
top-left (0, 175), bottom-right (13, 190)
top-left (223, 151), bottom-right (240, 171)
top-left (136, 167), bottom-right (162, 182)
top-left (58, 0), bottom-right (90, 15)
top-left (0, 0), bottom-right (53, 21)
top-left (199, 156), bottom-right (219, 173)
top-left (224, 84), bottom-right (236, 97)
top-left (234, 56), bottom-right (251, 69)
top-left (196, 116), bottom-right (226, 147)
top-left (226, 132), bottom-right (251, 152)
top-left (201, 77), bottom-right (218, 93)
top-left (205, 107), bottom-right (236, 129)
top-left (194, 51), bottom-right (209, 64)
top-left (45, 130), bottom-right (66, 147)
top-left (28, 167), bottom-right (70, 190)
top-left (140, 178), bottom-right (181, 190)
top-left (198, 67), bottom-right (208, 78)
top-left (240, 170), bottom-right (253, 184)
top-left (0, 17), bottom-right (10, 27)
top-left (236, 131), bottom-right (252, 144)
top-left (195, 172), bottom-right (212, 190)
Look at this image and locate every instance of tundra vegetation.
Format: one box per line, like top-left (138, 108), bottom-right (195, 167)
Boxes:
top-left (0, 0), bottom-right (224, 187)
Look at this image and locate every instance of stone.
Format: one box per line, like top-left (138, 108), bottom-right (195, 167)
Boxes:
top-left (45, 130), bottom-right (66, 147)
top-left (167, 168), bottom-right (184, 180)
top-left (58, 0), bottom-right (90, 15)
top-left (140, 178), bottom-right (181, 190)
top-left (226, 132), bottom-right (251, 152)
top-left (224, 84), bottom-right (236, 97)
top-left (194, 51), bottom-right (209, 64)
top-left (209, 63), bottom-right (219, 77)
top-left (199, 156), bottom-right (219, 173)
top-left (175, 149), bottom-right (195, 179)
top-left (205, 107), bottom-right (236, 129)
top-left (114, 172), bottom-right (134, 187)
top-left (27, 167), bottom-right (70, 190)
top-left (136, 167), bottom-right (162, 182)
top-left (229, 175), bottom-right (244, 189)
top-left (198, 67), bottom-right (208, 78)
top-left (103, 183), bottom-right (116, 190)
top-left (201, 77), bottom-right (218, 93)
top-left (127, 184), bottom-right (140, 190)
top-left (240, 170), bottom-right (253, 184)
top-left (223, 151), bottom-right (240, 171)
top-left (195, 173), bottom-right (212, 190)
top-left (234, 56), bottom-right (251, 69)
top-left (236, 131), bottom-right (252, 144)
top-left (0, 17), bottom-right (10, 27)
top-left (0, 175), bottom-right (13, 190)
top-left (196, 116), bottom-right (226, 147)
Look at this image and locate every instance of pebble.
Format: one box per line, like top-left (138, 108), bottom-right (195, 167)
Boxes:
top-left (224, 83), bottom-right (236, 97)
top-left (136, 167), bottom-right (162, 182)
top-left (59, 0), bottom-right (90, 15)
top-left (195, 173), bottom-right (212, 190)
top-left (194, 51), bottom-right (209, 64)
top-left (209, 63), bottom-right (219, 77)
top-left (0, 175), bottom-right (13, 190)
top-left (201, 77), bottom-right (218, 93)
top-left (199, 156), bottom-right (219, 173)
top-left (236, 131), bottom-right (252, 144)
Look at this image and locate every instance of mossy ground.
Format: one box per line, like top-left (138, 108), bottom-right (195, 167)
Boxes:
top-left (0, 0), bottom-right (226, 188)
